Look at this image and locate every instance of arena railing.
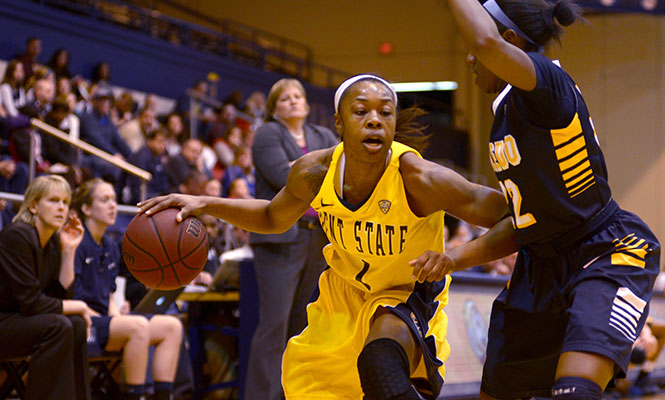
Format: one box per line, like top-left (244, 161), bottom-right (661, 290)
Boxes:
top-left (24, 118), bottom-right (151, 209)
top-left (28, 0), bottom-right (349, 88)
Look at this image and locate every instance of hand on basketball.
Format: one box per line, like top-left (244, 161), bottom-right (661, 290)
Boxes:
top-left (137, 193), bottom-right (205, 223)
top-left (409, 251), bottom-right (456, 283)
top-left (59, 213), bottom-right (84, 251)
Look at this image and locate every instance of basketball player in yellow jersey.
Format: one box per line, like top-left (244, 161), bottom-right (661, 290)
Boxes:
top-left (138, 74), bottom-right (519, 399)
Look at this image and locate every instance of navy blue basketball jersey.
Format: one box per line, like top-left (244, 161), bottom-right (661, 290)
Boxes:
top-left (489, 52), bottom-right (612, 245)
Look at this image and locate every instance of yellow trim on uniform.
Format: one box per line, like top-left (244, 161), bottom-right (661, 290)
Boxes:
top-left (562, 160), bottom-right (591, 181)
top-left (570, 180), bottom-right (596, 198)
top-left (551, 113), bottom-right (583, 146)
top-left (611, 252), bottom-right (646, 268)
top-left (559, 149), bottom-right (589, 172)
top-left (555, 136), bottom-right (586, 160)
top-left (566, 170), bottom-right (593, 189)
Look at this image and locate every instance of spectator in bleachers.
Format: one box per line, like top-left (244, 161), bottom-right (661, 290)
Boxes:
top-left (17, 37), bottom-right (41, 82)
top-left (221, 145), bottom-right (254, 198)
top-left (24, 66), bottom-right (55, 105)
top-left (178, 169), bottom-right (208, 197)
top-left (206, 103), bottom-right (237, 145)
top-left (71, 179), bottom-right (182, 400)
top-left (111, 91), bottom-right (137, 127)
top-left (243, 90), bottom-right (266, 129)
top-left (164, 112), bottom-right (187, 157)
top-left (0, 157), bottom-right (28, 196)
top-left (164, 138), bottom-right (204, 192)
top-left (79, 86), bottom-right (131, 187)
top-left (124, 128), bottom-right (170, 204)
top-left (0, 60), bottom-right (27, 118)
top-left (211, 125), bottom-right (242, 178)
top-left (228, 176), bottom-right (252, 200)
top-left (119, 107), bottom-right (157, 153)
top-left (203, 177), bottom-right (221, 198)
top-left (91, 61), bottom-right (111, 88)
top-left (46, 48), bottom-right (72, 80)
top-left (176, 80), bottom-right (215, 139)
top-left (55, 75), bottom-right (71, 97)
top-left (25, 74), bottom-right (54, 117)
top-left (42, 97), bottom-right (83, 186)
top-left (143, 93), bottom-right (158, 113)
top-left (80, 86), bottom-right (131, 158)
top-left (10, 76), bottom-right (54, 176)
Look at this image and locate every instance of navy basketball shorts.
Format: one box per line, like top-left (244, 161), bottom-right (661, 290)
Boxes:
top-left (481, 208), bottom-right (661, 399)
top-left (88, 316), bottom-right (112, 357)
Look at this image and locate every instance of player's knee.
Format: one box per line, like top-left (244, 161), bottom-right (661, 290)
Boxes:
top-left (155, 315), bottom-right (183, 341)
top-left (357, 338), bottom-right (422, 400)
top-left (47, 314), bottom-right (74, 341)
top-left (552, 377), bottom-right (603, 400)
top-left (128, 316), bottom-right (150, 342)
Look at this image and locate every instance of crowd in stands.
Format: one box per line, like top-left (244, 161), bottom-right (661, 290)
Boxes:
top-left (0, 37), bottom-right (261, 251)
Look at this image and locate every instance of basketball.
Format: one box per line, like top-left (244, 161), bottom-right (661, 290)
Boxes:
top-left (122, 208), bottom-right (208, 290)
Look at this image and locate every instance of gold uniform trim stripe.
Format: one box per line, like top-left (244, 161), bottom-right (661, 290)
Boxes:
top-left (570, 180), bottom-right (596, 198)
top-left (566, 169), bottom-right (593, 189)
top-left (551, 113), bottom-right (596, 198)
top-left (568, 174), bottom-right (594, 193)
top-left (560, 149), bottom-right (589, 173)
top-left (555, 136), bottom-right (586, 160)
top-left (551, 113), bottom-right (583, 146)
top-left (562, 160), bottom-right (591, 181)
top-left (611, 252), bottom-right (646, 268)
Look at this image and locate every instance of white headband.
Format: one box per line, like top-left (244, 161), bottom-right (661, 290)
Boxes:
top-left (334, 74), bottom-right (397, 113)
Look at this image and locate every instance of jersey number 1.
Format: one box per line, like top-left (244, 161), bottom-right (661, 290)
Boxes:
top-left (499, 179), bottom-right (536, 229)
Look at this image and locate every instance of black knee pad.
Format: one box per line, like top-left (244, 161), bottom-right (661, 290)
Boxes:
top-left (357, 338), bottom-right (422, 400)
top-left (552, 376), bottom-right (603, 400)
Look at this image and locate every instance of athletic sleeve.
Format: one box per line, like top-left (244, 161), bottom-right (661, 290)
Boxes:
top-left (0, 228), bottom-right (63, 315)
top-left (512, 52), bottom-right (577, 129)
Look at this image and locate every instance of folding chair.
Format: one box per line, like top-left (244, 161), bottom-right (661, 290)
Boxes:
top-left (88, 352), bottom-right (123, 399)
top-left (0, 357), bottom-right (29, 400)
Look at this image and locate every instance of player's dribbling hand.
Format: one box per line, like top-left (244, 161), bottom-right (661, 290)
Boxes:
top-left (409, 251), bottom-right (456, 283)
top-left (137, 193), bottom-right (205, 222)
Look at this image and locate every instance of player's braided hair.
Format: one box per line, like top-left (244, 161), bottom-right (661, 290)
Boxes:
top-left (496, 0), bottom-right (584, 50)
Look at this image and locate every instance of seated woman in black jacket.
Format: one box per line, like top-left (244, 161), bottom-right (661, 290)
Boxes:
top-left (0, 174), bottom-right (94, 400)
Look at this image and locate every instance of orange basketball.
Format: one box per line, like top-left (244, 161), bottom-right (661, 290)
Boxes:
top-left (122, 208), bottom-right (208, 290)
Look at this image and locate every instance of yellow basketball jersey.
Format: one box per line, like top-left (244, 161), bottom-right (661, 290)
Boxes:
top-left (311, 141), bottom-right (445, 293)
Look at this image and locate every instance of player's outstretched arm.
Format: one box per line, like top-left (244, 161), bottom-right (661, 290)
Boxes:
top-left (448, 0), bottom-right (536, 90)
top-left (402, 153), bottom-right (518, 281)
top-left (138, 149), bottom-right (331, 234)
top-left (410, 217), bottom-right (516, 282)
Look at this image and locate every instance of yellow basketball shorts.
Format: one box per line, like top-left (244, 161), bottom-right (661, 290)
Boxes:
top-left (282, 268), bottom-right (451, 400)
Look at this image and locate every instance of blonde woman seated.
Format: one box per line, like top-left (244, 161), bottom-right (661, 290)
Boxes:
top-left (71, 178), bottom-right (183, 400)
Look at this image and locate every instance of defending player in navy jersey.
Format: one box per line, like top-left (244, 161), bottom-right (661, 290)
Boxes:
top-left (137, 74), bottom-right (518, 399)
top-left (448, 0), bottom-right (661, 399)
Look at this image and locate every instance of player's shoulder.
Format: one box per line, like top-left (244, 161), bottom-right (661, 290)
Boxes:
top-left (398, 151), bottom-right (432, 180)
top-left (294, 146), bottom-right (336, 170)
top-left (288, 146), bottom-right (336, 196)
